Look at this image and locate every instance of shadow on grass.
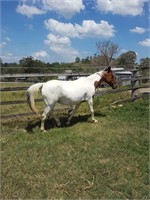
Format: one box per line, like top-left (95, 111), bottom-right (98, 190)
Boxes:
top-left (25, 112), bottom-right (106, 133)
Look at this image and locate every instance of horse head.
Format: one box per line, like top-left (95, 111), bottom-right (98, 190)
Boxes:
top-left (103, 66), bottom-right (118, 89)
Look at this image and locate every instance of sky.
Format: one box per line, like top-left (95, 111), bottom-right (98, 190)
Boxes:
top-left (1, 0), bottom-right (150, 64)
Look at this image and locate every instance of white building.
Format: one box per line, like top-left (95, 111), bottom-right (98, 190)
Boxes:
top-left (112, 68), bottom-right (132, 86)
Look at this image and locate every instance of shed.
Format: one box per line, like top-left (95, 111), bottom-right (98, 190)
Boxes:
top-left (112, 68), bottom-right (132, 86)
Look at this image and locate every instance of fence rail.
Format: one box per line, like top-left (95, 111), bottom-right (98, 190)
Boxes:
top-left (1, 84), bottom-right (149, 106)
top-left (0, 86), bottom-right (28, 92)
top-left (0, 72), bottom-right (90, 79)
top-left (1, 68), bottom-right (149, 119)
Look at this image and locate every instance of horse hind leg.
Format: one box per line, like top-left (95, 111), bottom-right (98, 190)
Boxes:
top-left (41, 106), bottom-right (51, 132)
top-left (66, 103), bottom-right (80, 125)
top-left (51, 112), bottom-right (61, 127)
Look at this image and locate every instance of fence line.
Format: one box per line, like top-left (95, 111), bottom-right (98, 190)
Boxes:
top-left (0, 85), bottom-right (149, 107)
top-left (0, 72), bottom-right (90, 79)
top-left (0, 86), bottom-right (28, 92)
top-left (0, 77), bottom-right (149, 93)
top-left (1, 68), bottom-right (149, 119)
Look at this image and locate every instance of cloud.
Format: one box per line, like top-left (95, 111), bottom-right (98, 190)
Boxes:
top-left (16, 0), bottom-right (84, 18)
top-left (44, 19), bottom-right (115, 61)
top-left (32, 50), bottom-right (48, 59)
top-left (5, 37), bottom-right (11, 42)
top-left (42, 0), bottom-right (85, 19)
top-left (0, 37), bottom-right (11, 48)
top-left (44, 18), bottom-right (115, 38)
top-left (24, 23), bottom-right (34, 30)
top-left (44, 34), bottom-right (71, 46)
top-left (1, 53), bottom-right (21, 63)
top-left (96, 0), bottom-right (148, 16)
top-left (130, 27), bottom-right (146, 34)
top-left (138, 38), bottom-right (150, 47)
top-left (44, 34), bottom-right (79, 61)
top-left (16, 4), bottom-right (45, 18)
top-left (0, 42), bottom-right (7, 48)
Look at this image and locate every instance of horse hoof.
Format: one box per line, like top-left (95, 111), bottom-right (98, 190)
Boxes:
top-left (57, 123), bottom-right (61, 127)
top-left (66, 121), bottom-right (70, 125)
top-left (91, 119), bottom-right (98, 123)
top-left (41, 129), bottom-right (47, 132)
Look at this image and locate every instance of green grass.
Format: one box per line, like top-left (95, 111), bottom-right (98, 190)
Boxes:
top-left (1, 95), bottom-right (149, 199)
top-left (1, 82), bottom-right (44, 115)
top-left (0, 82), bottom-right (32, 88)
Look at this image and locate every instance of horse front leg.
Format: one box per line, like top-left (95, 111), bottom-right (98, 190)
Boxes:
top-left (66, 103), bottom-right (81, 125)
top-left (87, 98), bottom-right (98, 123)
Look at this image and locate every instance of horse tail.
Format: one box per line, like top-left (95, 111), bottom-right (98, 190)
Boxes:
top-left (26, 83), bottom-right (43, 117)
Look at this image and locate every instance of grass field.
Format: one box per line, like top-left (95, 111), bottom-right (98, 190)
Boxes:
top-left (1, 82), bottom-right (42, 116)
top-left (1, 91), bottom-right (149, 199)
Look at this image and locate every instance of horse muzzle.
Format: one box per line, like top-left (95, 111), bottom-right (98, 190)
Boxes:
top-left (112, 84), bottom-right (118, 89)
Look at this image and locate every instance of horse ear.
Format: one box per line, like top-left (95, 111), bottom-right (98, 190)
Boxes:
top-left (105, 66), bottom-right (111, 73)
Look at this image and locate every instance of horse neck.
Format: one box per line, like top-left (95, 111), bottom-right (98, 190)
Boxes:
top-left (86, 71), bottom-right (104, 89)
top-left (87, 71), bottom-right (104, 82)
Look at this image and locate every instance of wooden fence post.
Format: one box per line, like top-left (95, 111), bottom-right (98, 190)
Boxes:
top-left (131, 66), bottom-right (139, 101)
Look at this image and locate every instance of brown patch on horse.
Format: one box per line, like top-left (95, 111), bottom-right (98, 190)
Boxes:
top-left (94, 72), bottom-right (105, 90)
top-left (103, 68), bottom-right (117, 89)
top-left (94, 79), bottom-right (104, 90)
top-left (94, 81), bottom-right (100, 89)
top-left (94, 66), bottom-right (117, 90)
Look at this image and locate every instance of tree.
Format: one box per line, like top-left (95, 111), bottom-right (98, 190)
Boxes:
top-left (19, 56), bottom-right (35, 73)
top-left (139, 57), bottom-right (150, 77)
top-left (96, 40), bottom-right (120, 66)
top-left (117, 51), bottom-right (137, 69)
top-left (19, 56), bottom-right (47, 73)
top-left (75, 57), bottom-right (80, 63)
top-left (0, 58), bottom-right (2, 66)
top-left (82, 56), bottom-right (90, 64)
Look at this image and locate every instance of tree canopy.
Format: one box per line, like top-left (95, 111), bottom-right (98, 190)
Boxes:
top-left (117, 51), bottom-right (137, 69)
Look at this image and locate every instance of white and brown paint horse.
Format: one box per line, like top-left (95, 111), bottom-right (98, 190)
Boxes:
top-left (26, 66), bottom-right (117, 131)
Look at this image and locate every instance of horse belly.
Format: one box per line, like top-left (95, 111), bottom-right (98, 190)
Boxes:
top-left (58, 96), bottom-right (82, 105)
